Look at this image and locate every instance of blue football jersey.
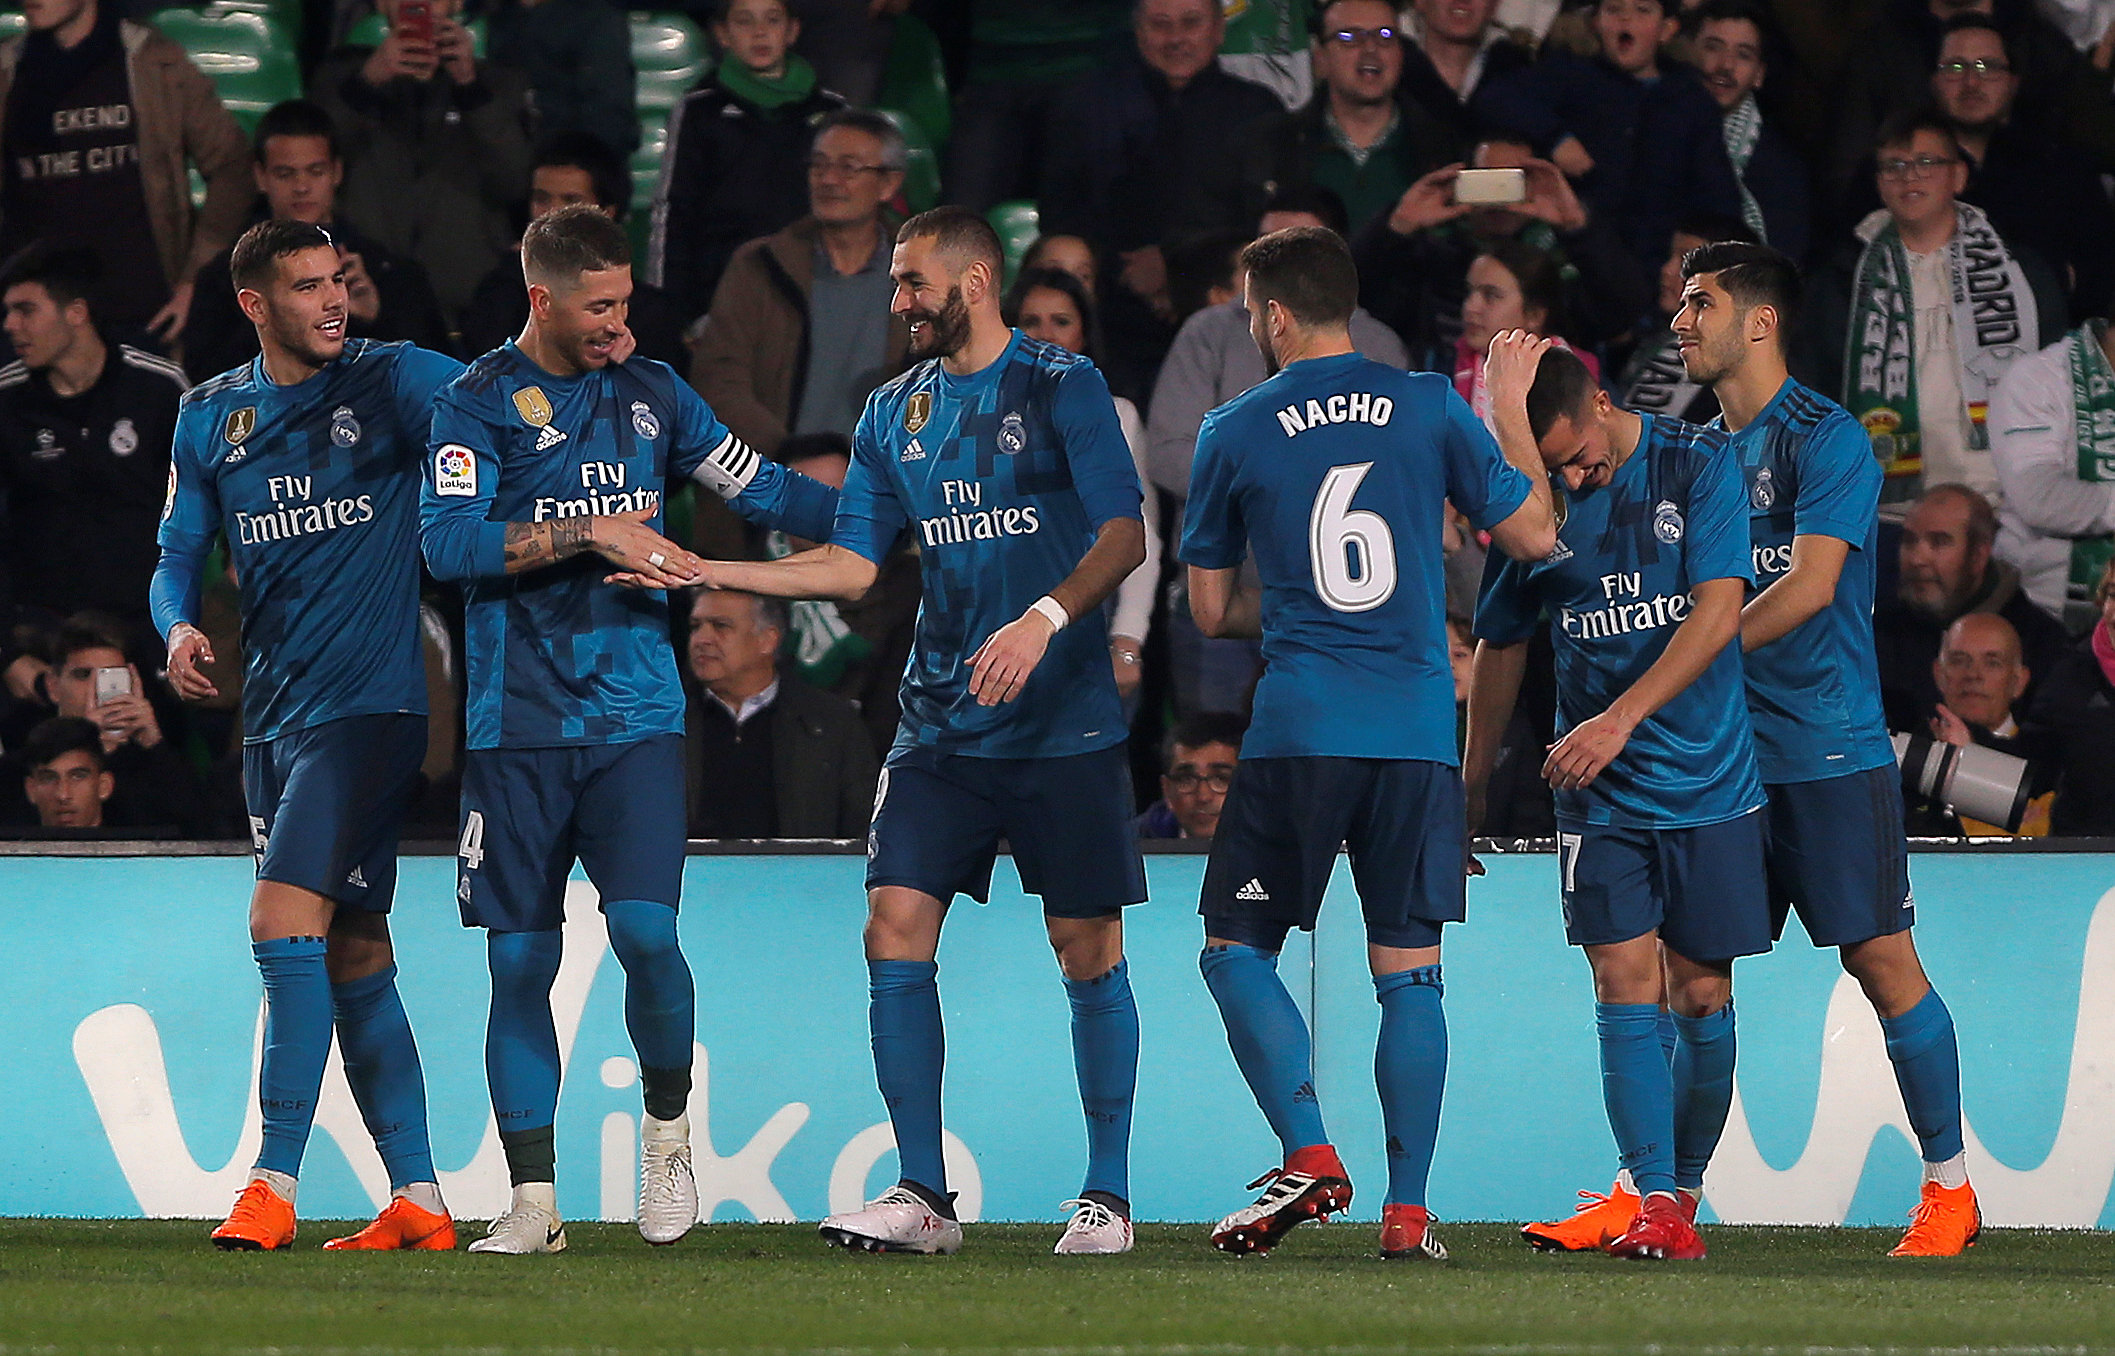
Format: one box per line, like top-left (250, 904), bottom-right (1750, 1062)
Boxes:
top-left (153, 340), bottom-right (461, 742)
top-left (1182, 352), bottom-right (1532, 763)
top-left (1717, 379), bottom-right (1894, 784)
top-left (834, 331), bottom-right (1142, 760)
top-left (420, 345), bottom-right (837, 751)
top-left (1475, 413), bottom-right (1765, 828)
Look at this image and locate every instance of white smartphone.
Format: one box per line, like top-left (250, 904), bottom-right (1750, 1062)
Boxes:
top-left (1453, 167), bottom-right (1529, 206)
top-left (93, 666), bottom-right (133, 705)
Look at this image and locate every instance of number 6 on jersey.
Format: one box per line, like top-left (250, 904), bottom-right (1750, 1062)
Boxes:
top-left (1309, 462), bottom-right (1398, 612)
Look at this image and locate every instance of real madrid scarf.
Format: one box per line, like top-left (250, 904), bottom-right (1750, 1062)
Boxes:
top-left (1844, 202), bottom-right (2036, 483)
top-left (766, 529), bottom-right (871, 687)
top-left (1722, 94), bottom-right (1769, 244)
top-left (2067, 320), bottom-right (2115, 592)
top-left (1619, 333), bottom-right (1709, 423)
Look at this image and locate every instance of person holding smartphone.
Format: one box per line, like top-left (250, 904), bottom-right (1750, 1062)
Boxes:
top-left (37, 614), bottom-right (206, 835)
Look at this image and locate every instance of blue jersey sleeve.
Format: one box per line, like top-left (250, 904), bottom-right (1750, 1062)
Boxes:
top-left (831, 398), bottom-right (909, 566)
top-left (667, 379), bottom-right (839, 543)
top-left (419, 392), bottom-right (509, 583)
top-left (1471, 545), bottom-right (1542, 646)
top-left (1053, 360), bottom-right (1143, 531)
top-left (1792, 413), bottom-right (1881, 546)
top-left (1685, 444), bottom-right (1755, 586)
top-left (388, 346), bottom-right (467, 448)
top-left (149, 404), bottom-right (222, 639)
top-left (1439, 384), bottom-right (1533, 532)
top-left (1179, 408), bottom-right (1245, 570)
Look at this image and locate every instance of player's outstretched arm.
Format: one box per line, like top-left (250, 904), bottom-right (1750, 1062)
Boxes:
top-left (1740, 532), bottom-right (1850, 652)
top-left (1188, 563), bottom-right (1260, 640)
top-left (1463, 638), bottom-right (1528, 870)
top-left (968, 516), bottom-right (1147, 706)
top-left (503, 509), bottom-right (706, 587)
top-left (698, 544), bottom-right (881, 603)
top-left (1545, 575), bottom-right (1746, 791)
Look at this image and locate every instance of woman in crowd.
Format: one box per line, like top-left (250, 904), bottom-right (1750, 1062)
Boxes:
top-left (1454, 239), bottom-right (1601, 424)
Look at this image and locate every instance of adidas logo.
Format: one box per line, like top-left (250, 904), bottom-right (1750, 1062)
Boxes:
top-left (1235, 878), bottom-right (1270, 902)
top-left (1545, 539), bottom-right (1574, 565)
top-left (900, 438), bottom-right (926, 462)
top-left (344, 865), bottom-right (366, 888)
top-left (536, 424), bottom-right (567, 450)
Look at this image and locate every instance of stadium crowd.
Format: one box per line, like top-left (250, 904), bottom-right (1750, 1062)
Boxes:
top-left (4, 0), bottom-right (2115, 840)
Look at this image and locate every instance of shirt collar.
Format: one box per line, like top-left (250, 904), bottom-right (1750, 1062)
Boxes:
top-left (709, 676), bottom-right (780, 726)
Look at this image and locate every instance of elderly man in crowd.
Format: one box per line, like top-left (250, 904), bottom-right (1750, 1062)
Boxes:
top-left (1905, 613), bottom-right (2057, 837)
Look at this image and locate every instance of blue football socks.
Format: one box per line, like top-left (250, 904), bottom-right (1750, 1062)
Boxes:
top-left (1374, 966), bottom-right (1447, 1208)
top-left (1597, 1001), bottom-right (1676, 1199)
top-left (1200, 944), bottom-right (1328, 1155)
top-left (605, 900), bottom-right (696, 1120)
top-left (485, 929), bottom-right (563, 1183)
top-left (869, 959), bottom-right (948, 1194)
top-left (253, 936), bottom-right (333, 1180)
top-left (331, 964), bottom-right (436, 1190)
top-left (1671, 1003), bottom-right (1737, 1193)
top-left (1880, 988), bottom-right (1967, 1164)
top-left (1064, 960), bottom-right (1138, 1203)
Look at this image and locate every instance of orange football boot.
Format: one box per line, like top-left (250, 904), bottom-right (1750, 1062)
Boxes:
top-left (1522, 1178), bottom-right (1641, 1252)
top-left (324, 1196), bottom-right (457, 1251)
top-left (211, 1178), bottom-right (297, 1251)
top-left (1888, 1181), bottom-right (1981, 1257)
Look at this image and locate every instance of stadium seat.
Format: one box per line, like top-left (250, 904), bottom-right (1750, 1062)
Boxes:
top-left (148, 4), bottom-right (301, 134)
top-left (988, 200), bottom-right (1040, 286)
top-left (0, 10), bottom-right (24, 43)
top-left (876, 107), bottom-right (939, 215)
top-left (629, 110), bottom-right (670, 258)
top-left (874, 13), bottom-right (950, 150)
top-left (631, 11), bottom-right (708, 116)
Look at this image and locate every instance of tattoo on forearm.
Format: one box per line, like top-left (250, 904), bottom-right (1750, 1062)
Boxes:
top-left (502, 517), bottom-right (594, 573)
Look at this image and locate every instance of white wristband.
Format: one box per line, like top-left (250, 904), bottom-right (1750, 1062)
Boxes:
top-left (1028, 595), bottom-right (1070, 632)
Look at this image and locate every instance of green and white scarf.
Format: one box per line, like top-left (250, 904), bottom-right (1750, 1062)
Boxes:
top-left (1844, 202), bottom-right (2037, 483)
top-left (2068, 320), bottom-right (2115, 592)
top-left (765, 529), bottom-right (870, 687)
top-left (1721, 94), bottom-right (1768, 244)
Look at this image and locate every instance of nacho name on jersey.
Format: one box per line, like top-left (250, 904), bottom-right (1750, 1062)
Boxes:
top-left (1274, 390), bottom-right (1396, 437)
top-left (918, 476), bottom-right (1041, 548)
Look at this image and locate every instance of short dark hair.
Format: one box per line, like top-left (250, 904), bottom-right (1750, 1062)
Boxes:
top-left (1525, 346), bottom-right (1601, 441)
top-left (22, 717), bottom-right (105, 774)
top-left (0, 241), bottom-right (100, 311)
top-left (1004, 266), bottom-right (1103, 361)
top-left (1258, 184), bottom-right (1348, 238)
top-left (898, 205), bottom-right (1005, 279)
top-left (816, 108), bottom-right (908, 171)
top-left (1163, 711), bottom-right (1247, 770)
top-left (1938, 11), bottom-right (2012, 66)
top-left (53, 613), bottom-right (129, 667)
top-left (1679, 240), bottom-right (1801, 338)
top-left (1166, 228), bottom-right (1251, 322)
top-left (1475, 238), bottom-right (1571, 338)
top-left (532, 131), bottom-right (631, 217)
top-left (521, 204), bottom-right (631, 290)
top-left (1239, 226), bottom-right (1359, 330)
top-left (230, 218), bottom-right (336, 294)
top-left (1686, 0), bottom-right (1772, 42)
top-left (252, 99), bottom-right (339, 164)
top-left (1875, 106), bottom-right (1962, 158)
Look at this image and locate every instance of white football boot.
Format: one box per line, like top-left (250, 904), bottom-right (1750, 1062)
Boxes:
top-left (818, 1184), bottom-right (964, 1254)
top-left (467, 1183), bottom-right (566, 1255)
top-left (1053, 1197), bottom-right (1134, 1255)
top-left (638, 1113), bottom-right (699, 1245)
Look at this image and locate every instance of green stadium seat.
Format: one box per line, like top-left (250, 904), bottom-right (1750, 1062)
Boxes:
top-left (631, 11), bottom-right (708, 116)
top-left (987, 200), bottom-right (1040, 286)
top-left (0, 10), bottom-right (24, 43)
top-left (876, 107), bottom-right (939, 215)
top-left (148, 4), bottom-right (300, 134)
top-left (875, 13), bottom-right (949, 150)
top-left (629, 109), bottom-right (670, 257)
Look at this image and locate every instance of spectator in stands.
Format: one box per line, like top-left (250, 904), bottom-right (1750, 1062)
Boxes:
top-left (1006, 266), bottom-right (1163, 700)
top-left (1906, 612), bottom-right (2058, 835)
top-left (0, 0), bottom-right (249, 346)
top-left (682, 587), bottom-right (878, 839)
top-left (184, 101), bottom-right (452, 380)
top-left (785, 0), bottom-right (902, 108)
top-left (1233, 0), bottom-right (1457, 237)
top-left (459, 133), bottom-right (688, 364)
top-left (1452, 239), bottom-right (1601, 423)
top-left (1352, 128), bottom-right (1650, 368)
top-left (1614, 213), bottom-right (1755, 425)
top-left (0, 244), bottom-right (185, 651)
top-left (944, 0), bottom-right (1133, 212)
top-left (649, 0), bottom-right (847, 326)
top-left (486, 0), bottom-right (639, 157)
top-left (2026, 556), bottom-right (2115, 834)
top-left (16, 716), bottom-right (112, 830)
top-left (312, 0), bottom-right (534, 321)
top-left (1135, 711), bottom-right (1245, 839)
top-left (690, 108), bottom-right (908, 457)
top-left (1807, 112), bottom-right (2065, 509)
top-left (41, 613), bottom-right (205, 835)
top-left (1875, 483), bottom-right (2071, 733)
top-left (1399, 0), bottom-right (1533, 149)
top-left (1990, 306), bottom-right (2115, 619)
top-left (1684, 0), bottom-right (1810, 263)
top-left (1933, 15), bottom-right (2115, 322)
top-left (1473, 0), bottom-right (1742, 278)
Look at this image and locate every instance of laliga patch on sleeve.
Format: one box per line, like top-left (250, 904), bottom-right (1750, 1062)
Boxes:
top-left (434, 444), bottom-right (479, 497)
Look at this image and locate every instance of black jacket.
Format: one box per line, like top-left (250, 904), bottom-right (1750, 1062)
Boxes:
top-left (1872, 562), bottom-right (2074, 737)
top-left (1964, 123), bottom-right (2115, 323)
top-left (1396, 32), bottom-right (1533, 155)
top-left (683, 675), bottom-right (879, 839)
top-left (1742, 119), bottom-right (1812, 266)
top-left (2027, 634), bottom-right (2115, 835)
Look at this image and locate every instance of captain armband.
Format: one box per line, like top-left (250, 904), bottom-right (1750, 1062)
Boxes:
top-left (692, 433), bottom-right (762, 501)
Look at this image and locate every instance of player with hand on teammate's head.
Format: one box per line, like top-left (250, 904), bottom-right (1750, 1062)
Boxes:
top-left (694, 206), bottom-right (1150, 1257)
top-left (1671, 241), bottom-right (1979, 1257)
top-left (418, 205), bottom-right (839, 1256)
top-left (1467, 340), bottom-right (1770, 1262)
top-left (1180, 228), bottom-right (1557, 1261)
top-left (153, 218), bottom-right (465, 1253)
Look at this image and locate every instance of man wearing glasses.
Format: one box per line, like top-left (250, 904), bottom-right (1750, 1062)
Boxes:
top-left (1135, 713), bottom-right (1246, 839)
top-left (692, 109), bottom-right (912, 461)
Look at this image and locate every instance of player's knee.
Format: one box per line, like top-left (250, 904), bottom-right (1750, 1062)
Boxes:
top-left (487, 929), bottom-right (563, 999)
top-left (323, 928), bottom-right (393, 985)
top-left (1046, 913), bottom-right (1122, 980)
top-left (604, 899), bottom-right (682, 969)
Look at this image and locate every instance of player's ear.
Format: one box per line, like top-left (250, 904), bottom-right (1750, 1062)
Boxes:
top-left (526, 281), bottom-right (551, 320)
top-left (236, 286), bottom-right (268, 327)
top-left (1746, 303), bottom-right (1776, 345)
top-left (95, 771), bottom-right (113, 803)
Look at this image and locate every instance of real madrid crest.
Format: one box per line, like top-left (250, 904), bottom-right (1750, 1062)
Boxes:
top-left (1750, 466), bottom-right (1775, 511)
top-left (330, 405), bottom-right (361, 448)
top-left (109, 418), bottom-right (139, 457)
top-left (513, 386), bottom-right (554, 427)
top-left (1653, 499), bottom-right (1684, 544)
top-left (904, 390), bottom-right (931, 435)
top-left (630, 400), bottom-right (661, 440)
top-left (225, 406), bottom-right (256, 444)
top-left (998, 411), bottom-right (1026, 455)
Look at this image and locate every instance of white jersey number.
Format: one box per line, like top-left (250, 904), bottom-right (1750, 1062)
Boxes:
top-left (459, 810), bottom-right (487, 872)
top-left (1308, 462), bottom-right (1399, 613)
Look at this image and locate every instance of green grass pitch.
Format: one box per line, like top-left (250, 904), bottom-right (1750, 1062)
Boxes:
top-left (3, 1220), bottom-right (2111, 1354)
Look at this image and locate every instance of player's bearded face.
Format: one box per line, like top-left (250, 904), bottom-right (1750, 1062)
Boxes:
top-left (260, 248), bottom-right (348, 368)
top-left (548, 266), bottom-right (632, 370)
top-left (903, 283), bottom-right (970, 359)
top-left (1245, 283), bottom-right (1283, 377)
